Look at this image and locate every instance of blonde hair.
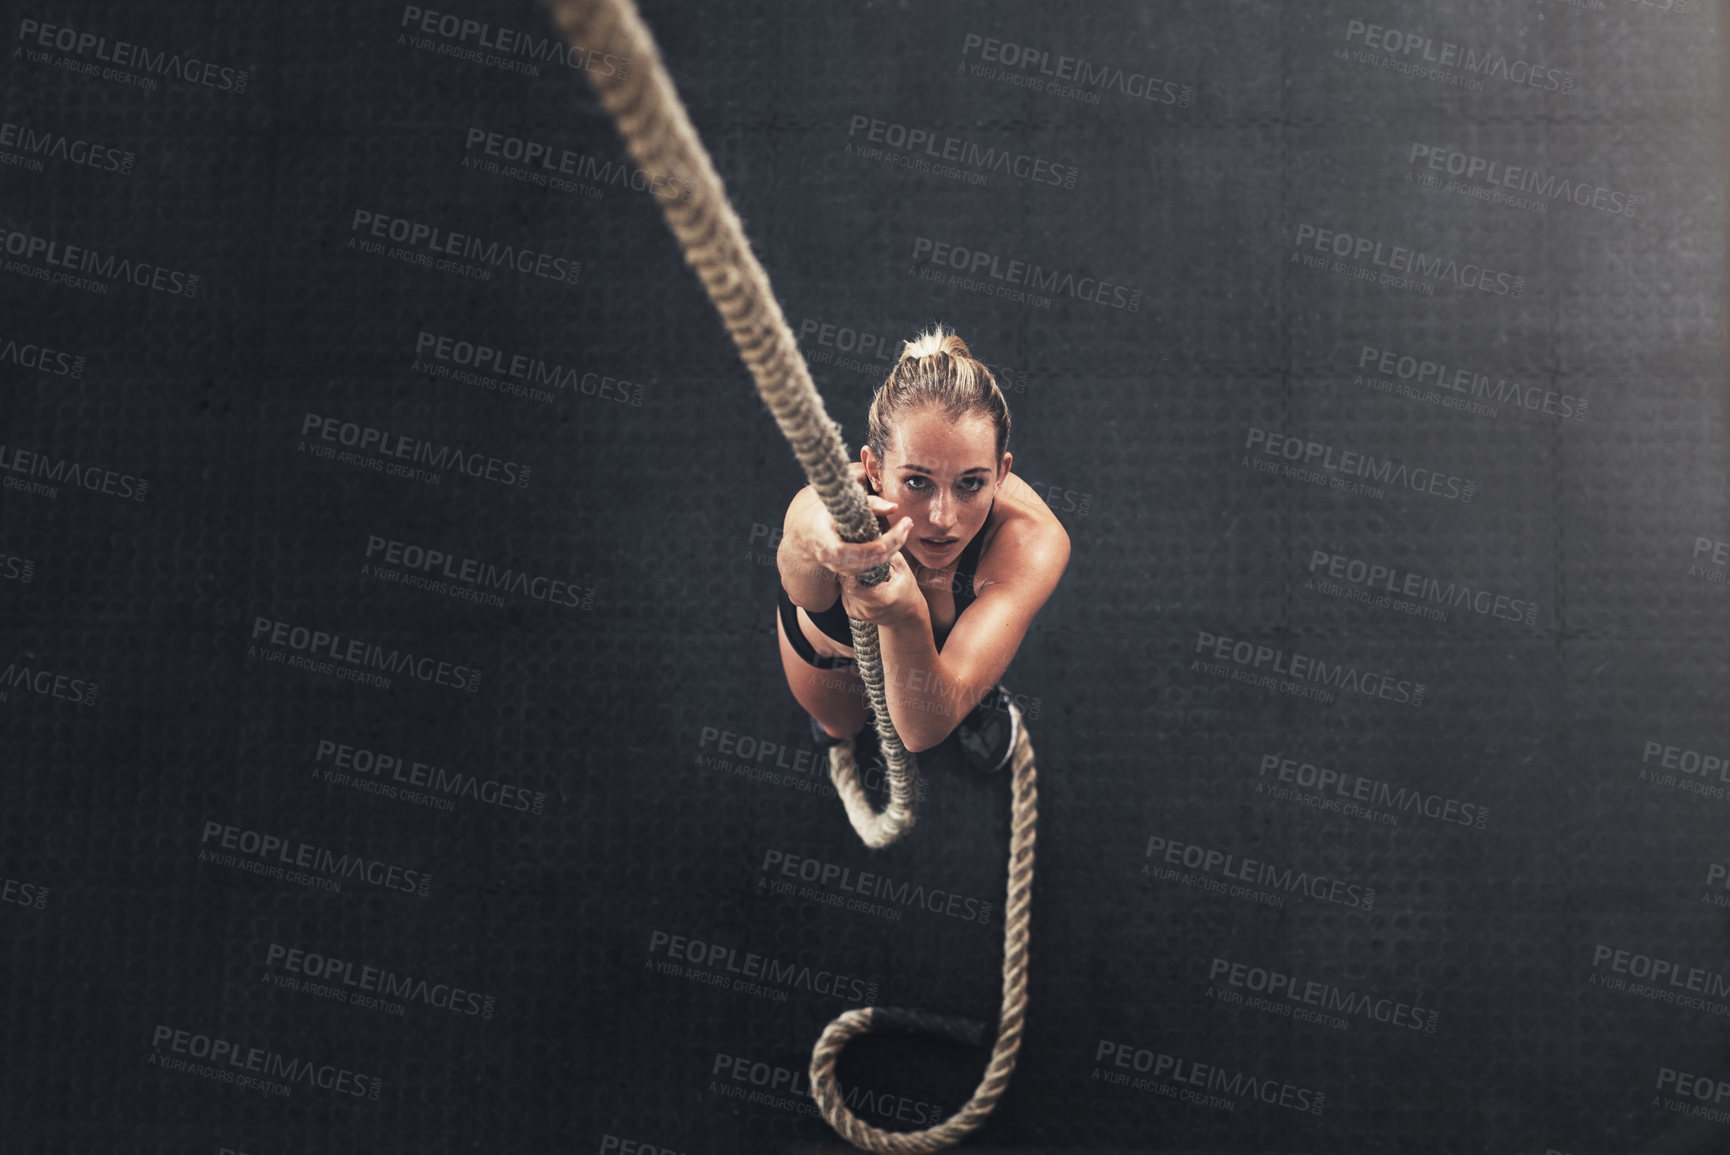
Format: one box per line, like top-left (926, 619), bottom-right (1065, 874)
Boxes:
top-left (866, 325), bottom-right (1012, 462)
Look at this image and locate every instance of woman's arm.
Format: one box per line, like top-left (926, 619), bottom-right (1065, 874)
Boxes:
top-left (851, 473), bottom-right (1071, 751)
top-left (777, 464), bottom-right (915, 612)
top-left (777, 485), bottom-right (843, 611)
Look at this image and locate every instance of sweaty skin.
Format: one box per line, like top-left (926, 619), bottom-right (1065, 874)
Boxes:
top-left (776, 405), bottom-right (1069, 751)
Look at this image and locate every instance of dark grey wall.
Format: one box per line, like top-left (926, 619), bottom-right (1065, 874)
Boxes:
top-left (1, 1), bottom-right (1726, 1153)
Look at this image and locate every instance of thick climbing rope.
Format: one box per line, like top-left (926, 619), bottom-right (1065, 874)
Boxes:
top-left (541, 0), bottom-right (1038, 1148)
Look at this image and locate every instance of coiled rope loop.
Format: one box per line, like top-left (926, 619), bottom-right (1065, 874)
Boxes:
top-left (543, 1), bottom-right (1039, 1147)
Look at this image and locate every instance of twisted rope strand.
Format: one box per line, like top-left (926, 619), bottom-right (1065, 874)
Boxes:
top-left (544, 0), bottom-right (916, 830)
top-left (541, 2), bottom-right (1039, 1148)
top-left (810, 724), bottom-right (1037, 1153)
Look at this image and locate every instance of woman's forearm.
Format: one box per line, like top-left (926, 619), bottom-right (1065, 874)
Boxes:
top-left (777, 489), bottom-right (840, 609)
top-left (876, 609), bottom-right (977, 751)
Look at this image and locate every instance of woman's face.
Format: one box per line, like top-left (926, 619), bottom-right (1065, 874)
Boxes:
top-left (864, 405), bottom-right (1009, 571)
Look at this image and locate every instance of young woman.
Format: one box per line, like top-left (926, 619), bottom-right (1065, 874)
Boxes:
top-left (774, 326), bottom-right (1070, 771)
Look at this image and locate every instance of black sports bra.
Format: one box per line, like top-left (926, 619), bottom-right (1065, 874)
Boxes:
top-left (802, 482), bottom-right (994, 652)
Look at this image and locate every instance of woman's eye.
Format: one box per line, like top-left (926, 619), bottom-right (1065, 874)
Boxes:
top-left (904, 476), bottom-right (928, 491)
top-left (960, 478), bottom-right (984, 493)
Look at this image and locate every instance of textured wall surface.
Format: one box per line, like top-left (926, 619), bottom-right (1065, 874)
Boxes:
top-left (1, 1), bottom-right (1726, 1153)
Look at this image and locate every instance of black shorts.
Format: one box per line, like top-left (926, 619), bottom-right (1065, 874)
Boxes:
top-left (777, 585), bottom-right (855, 669)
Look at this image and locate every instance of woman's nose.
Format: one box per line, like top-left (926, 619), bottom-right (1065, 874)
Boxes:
top-left (928, 490), bottom-right (956, 530)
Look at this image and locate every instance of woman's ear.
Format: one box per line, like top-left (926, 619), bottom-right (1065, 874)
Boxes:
top-left (998, 451), bottom-right (1013, 486)
top-left (861, 444), bottom-right (880, 488)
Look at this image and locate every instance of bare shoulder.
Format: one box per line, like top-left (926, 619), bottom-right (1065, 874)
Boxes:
top-left (782, 481), bottom-right (816, 520)
top-left (977, 471), bottom-right (1071, 592)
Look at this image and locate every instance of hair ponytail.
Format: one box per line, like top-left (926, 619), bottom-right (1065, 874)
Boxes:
top-left (866, 325), bottom-right (1012, 461)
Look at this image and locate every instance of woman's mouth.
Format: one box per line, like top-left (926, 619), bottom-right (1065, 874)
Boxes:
top-left (920, 536), bottom-right (958, 550)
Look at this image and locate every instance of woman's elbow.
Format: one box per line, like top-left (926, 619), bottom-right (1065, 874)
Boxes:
top-left (897, 717), bottom-right (958, 754)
